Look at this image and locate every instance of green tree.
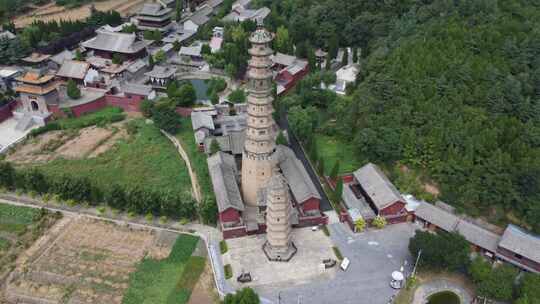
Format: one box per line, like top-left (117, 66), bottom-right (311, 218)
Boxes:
top-left (318, 156), bottom-right (325, 175)
top-left (517, 273), bottom-right (540, 304)
top-left (330, 160), bottom-right (340, 181)
top-left (228, 89), bottom-right (246, 104)
top-left (74, 49), bottom-right (84, 61)
top-left (276, 131), bottom-right (288, 146)
top-left (139, 99), bottom-right (153, 117)
top-left (151, 98), bottom-right (182, 133)
top-left (341, 47), bottom-right (348, 66)
top-left (0, 162), bottom-right (16, 189)
top-left (223, 287), bottom-right (260, 304)
top-left (112, 53), bottom-right (123, 65)
top-left (210, 139), bottom-right (220, 154)
top-left (468, 256), bottom-right (492, 283)
top-left (352, 47), bottom-right (358, 64)
top-left (66, 79), bottom-right (81, 99)
top-left (355, 218), bottom-right (365, 232)
top-left (177, 83), bottom-right (197, 107)
top-left (148, 53), bottom-right (155, 68)
top-left (153, 50), bottom-right (166, 64)
top-left (275, 25), bottom-right (292, 54)
top-left (409, 231), bottom-right (470, 271)
top-left (210, 92), bottom-right (219, 105)
top-left (477, 265), bottom-right (518, 301)
top-left (173, 40), bottom-right (181, 52)
top-left (175, 0), bottom-right (183, 21)
top-left (334, 178), bottom-right (343, 202)
top-left (199, 198), bottom-right (218, 225)
top-left (202, 43), bottom-right (211, 55)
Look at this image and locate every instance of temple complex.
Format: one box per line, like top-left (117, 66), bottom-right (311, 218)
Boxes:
top-left (207, 25), bottom-right (327, 241)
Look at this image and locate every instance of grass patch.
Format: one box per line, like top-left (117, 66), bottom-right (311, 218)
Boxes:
top-left (322, 225), bottom-right (330, 236)
top-left (122, 234), bottom-right (201, 304)
top-left (219, 240), bottom-right (228, 254)
top-left (177, 117), bottom-right (213, 199)
top-left (0, 204), bottom-right (41, 225)
top-left (33, 119), bottom-right (191, 193)
top-left (332, 246), bottom-right (343, 260)
top-left (316, 134), bottom-right (363, 175)
top-left (0, 237), bottom-right (10, 251)
top-left (224, 264), bottom-right (232, 279)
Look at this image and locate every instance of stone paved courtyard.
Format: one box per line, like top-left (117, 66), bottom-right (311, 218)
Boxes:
top-left (223, 227), bottom-right (337, 290)
top-left (255, 222), bottom-right (418, 304)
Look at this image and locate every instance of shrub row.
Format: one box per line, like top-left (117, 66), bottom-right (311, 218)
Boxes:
top-left (29, 107), bottom-right (125, 137)
top-left (0, 162), bottom-right (196, 219)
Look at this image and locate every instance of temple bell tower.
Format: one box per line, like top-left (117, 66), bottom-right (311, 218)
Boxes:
top-left (241, 25), bottom-right (277, 206)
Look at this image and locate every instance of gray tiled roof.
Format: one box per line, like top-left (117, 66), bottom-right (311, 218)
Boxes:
top-left (179, 45), bottom-right (202, 57)
top-left (499, 225), bottom-right (540, 264)
top-left (50, 50), bottom-right (75, 65)
top-left (0, 31), bottom-right (15, 40)
top-left (56, 60), bottom-right (90, 80)
top-left (272, 52), bottom-right (296, 67)
top-left (122, 83), bottom-right (153, 96)
top-left (204, 132), bottom-right (245, 155)
top-left (207, 152), bottom-right (244, 212)
top-left (139, 3), bottom-right (172, 16)
top-left (144, 65), bottom-right (176, 78)
top-left (126, 59), bottom-right (147, 73)
top-left (456, 220), bottom-right (501, 252)
top-left (191, 111), bottom-right (215, 131)
top-left (277, 145), bottom-right (321, 204)
top-left (342, 184), bottom-right (376, 219)
top-left (415, 201), bottom-right (460, 232)
top-left (82, 31), bottom-right (147, 54)
top-left (354, 163), bottom-right (403, 210)
top-left (189, 11), bottom-right (211, 26)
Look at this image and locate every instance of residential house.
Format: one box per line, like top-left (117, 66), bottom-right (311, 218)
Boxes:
top-left (223, 1), bottom-right (270, 22)
top-left (210, 27), bottom-right (224, 53)
top-left (334, 64), bottom-right (359, 95)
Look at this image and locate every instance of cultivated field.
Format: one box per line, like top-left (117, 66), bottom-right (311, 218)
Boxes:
top-left (4, 216), bottom-right (206, 304)
top-left (0, 203), bottom-right (60, 299)
top-left (13, 0), bottom-right (146, 27)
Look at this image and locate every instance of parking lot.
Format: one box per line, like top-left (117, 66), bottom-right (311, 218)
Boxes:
top-left (255, 222), bottom-right (418, 304)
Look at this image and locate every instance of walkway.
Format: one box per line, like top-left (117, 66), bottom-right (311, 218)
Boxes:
top-left (161, 130), bottom-right (202, 204)
top-left (412, 279), bottom-right (473, 304)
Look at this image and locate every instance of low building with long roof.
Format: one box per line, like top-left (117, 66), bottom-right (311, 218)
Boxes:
top-left (82, 31), bottom-right (148, 60)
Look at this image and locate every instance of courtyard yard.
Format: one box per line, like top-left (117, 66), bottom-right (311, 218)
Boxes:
top-left (255, 222), bottom-right (418, 304)
top-left (223, 227), bottom-right (337, 290)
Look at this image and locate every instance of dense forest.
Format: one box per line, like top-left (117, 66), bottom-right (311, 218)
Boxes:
top-left (262, 0), bottom-right (540, 233)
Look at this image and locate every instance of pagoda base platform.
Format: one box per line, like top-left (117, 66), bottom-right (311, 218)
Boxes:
top-left (262, 241), bottom-right (297, 262)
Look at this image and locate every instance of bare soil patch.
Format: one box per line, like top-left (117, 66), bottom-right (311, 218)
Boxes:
top-left (4, 216), bottom-right (174, 304)
top-left (7, 122), bottom-right (129, 164)
top-left (188, 261), bottom-right (219, 304)
top-left (13, 0), bottom-right (146, 27)
top-left (424, 182), bottom-right (440, 196)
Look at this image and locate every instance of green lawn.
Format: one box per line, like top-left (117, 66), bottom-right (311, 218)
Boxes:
top-left (0, 237), bottom-right (10, 251)
top-left (34, 119), bottom-right (191, 193)
top-left (315, 134), bottom-right (363, 175)
top-left (122, 234), bottom-right (205, 304)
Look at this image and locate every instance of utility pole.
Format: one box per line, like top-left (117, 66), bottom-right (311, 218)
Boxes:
top-left (412, 249), bottom-right (422, 277)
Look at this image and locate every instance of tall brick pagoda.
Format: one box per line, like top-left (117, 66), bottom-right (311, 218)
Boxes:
top-left (241, 25), bottom-right (277, 206)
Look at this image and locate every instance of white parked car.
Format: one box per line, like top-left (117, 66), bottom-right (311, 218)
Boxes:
top-left (340, 257), bottom-right (350, 271)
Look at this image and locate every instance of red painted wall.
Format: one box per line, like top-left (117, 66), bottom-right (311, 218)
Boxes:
top-left (176, 107), bottom-right (193, 117)
top-left (0, 101), bottom-right (15, 123)
top-left (380, 201), bottom-right (406, 216)
top-left (300, 197), bottom-right (320, 213)
top-left (222, 226), bottom-right (247, 239)
top-left (106, 94), bottom-right (145, 112)
top-left (70, 96), bottom-right (108, 117)
top-left (219, 208), bottom-right (240, 223)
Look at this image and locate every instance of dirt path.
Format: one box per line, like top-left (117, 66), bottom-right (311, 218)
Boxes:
top-left (13, 0), bottom-right (146, 27)
top-left (161, 130), bottom-right (203, 204)
top-left (188, 261), bottom-right (219, 304)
